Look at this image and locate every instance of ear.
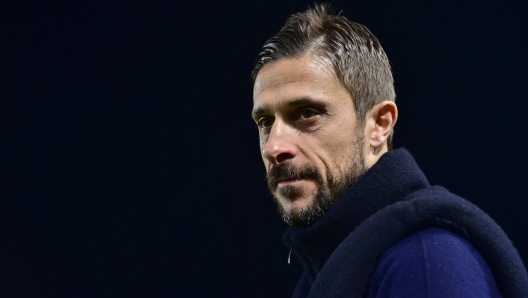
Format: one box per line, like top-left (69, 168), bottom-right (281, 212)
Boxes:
top-left (365, 101), bottom-right (398, 149)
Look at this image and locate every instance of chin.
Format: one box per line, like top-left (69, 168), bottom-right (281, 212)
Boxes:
top-left (276, 195), bottom-right (322, 227)
top-left (273, 183), bottom-right (329, 226)
top-left (276, 183), bottom-right (316, 206)
top-left (278, 193), bottom-right (314, 211)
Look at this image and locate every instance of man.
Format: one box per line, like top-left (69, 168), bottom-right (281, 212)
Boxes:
top-left (251, 4), bottom-right (528, 298)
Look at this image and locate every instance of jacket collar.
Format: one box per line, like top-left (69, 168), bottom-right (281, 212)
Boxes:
top-left (283, 148), bottom-right (430, 279)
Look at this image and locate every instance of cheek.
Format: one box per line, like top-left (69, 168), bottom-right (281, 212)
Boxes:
top-left (319, 129), bottom-right (359, 172)
top-left (259, 131), bottom-right (272, 152)
top-left (324, 126), bottom-right (356, 155)
top-left (259, 133), bottom-right (267, 157)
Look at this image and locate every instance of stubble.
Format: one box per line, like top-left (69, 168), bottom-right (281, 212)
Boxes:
top-left (266, 136), bottom-right (367, 226)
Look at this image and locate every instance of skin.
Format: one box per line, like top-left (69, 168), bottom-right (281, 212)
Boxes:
top-left (252, 54), bottom-right (398, 221)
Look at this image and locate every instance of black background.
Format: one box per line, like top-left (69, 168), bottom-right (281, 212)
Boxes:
top-left (2, 0), bottom-right (527, 296)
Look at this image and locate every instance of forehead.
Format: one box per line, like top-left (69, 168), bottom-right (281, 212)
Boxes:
top-left (252, 56), bottom-right (352, 115)
top-left (253, 56), bottom-right (336, 100)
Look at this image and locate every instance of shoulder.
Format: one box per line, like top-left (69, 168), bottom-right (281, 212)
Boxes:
top-left (366, 227), bottom-right (503, 298)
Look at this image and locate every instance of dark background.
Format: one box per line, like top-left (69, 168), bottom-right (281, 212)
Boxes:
top-left (2, 0), bottom-right (527, 296)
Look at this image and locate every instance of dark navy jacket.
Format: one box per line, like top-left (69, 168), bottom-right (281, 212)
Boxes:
top-left (283, 149), bottom-right (528, 298)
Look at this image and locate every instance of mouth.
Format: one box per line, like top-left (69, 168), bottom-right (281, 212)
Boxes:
top-left (277, 178), bottom-right (301, 185)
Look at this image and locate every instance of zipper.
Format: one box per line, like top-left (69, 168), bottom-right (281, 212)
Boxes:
top-left (288, 237), bottom-right (295, 265)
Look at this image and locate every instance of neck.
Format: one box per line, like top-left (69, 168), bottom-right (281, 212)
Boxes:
top-left (365, 144), bottom-right (389, 169)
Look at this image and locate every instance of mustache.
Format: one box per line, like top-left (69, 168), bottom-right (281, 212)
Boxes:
top-left (266, 162), bottom-right (321, 190)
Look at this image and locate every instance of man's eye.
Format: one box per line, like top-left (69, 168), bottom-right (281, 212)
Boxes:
top-left (300, 109), bottom-right (317, 119)
top-left (258, 117), bottom-right (274, 129)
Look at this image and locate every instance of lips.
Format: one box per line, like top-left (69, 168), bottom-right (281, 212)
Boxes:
top-left (278, 178), bottom-right (301, 185)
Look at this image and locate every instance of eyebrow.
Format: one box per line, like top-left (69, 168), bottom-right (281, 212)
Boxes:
top-left (251, 97), bottom-right (325, 119)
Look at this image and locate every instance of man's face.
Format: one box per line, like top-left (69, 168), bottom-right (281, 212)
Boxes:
top-left (252, 55), bottom-right (367, 226)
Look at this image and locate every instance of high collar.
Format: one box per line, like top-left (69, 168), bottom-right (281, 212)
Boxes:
top-left (283, 148), bottom-right (430, 280)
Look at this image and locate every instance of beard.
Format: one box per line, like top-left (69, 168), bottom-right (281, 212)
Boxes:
top-left (267, 136), bottom-right (367, 227)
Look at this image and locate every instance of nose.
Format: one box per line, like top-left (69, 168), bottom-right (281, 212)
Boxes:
top-left (262, 119), bottom-right (297, 165)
